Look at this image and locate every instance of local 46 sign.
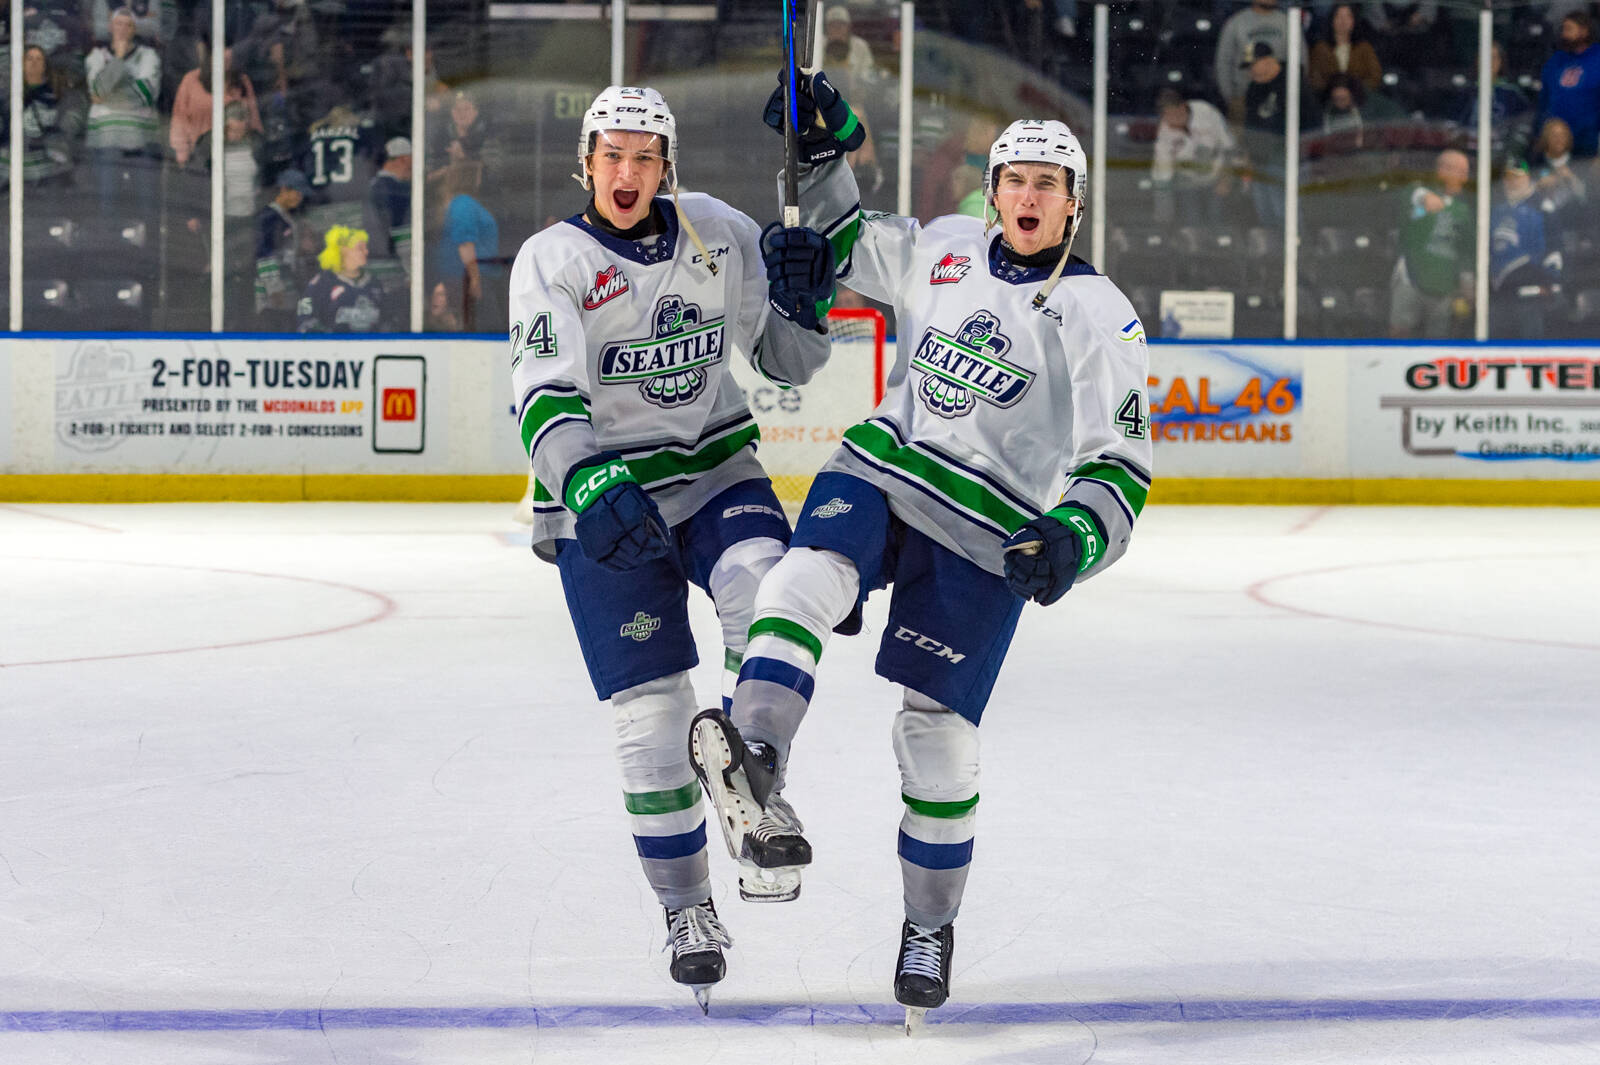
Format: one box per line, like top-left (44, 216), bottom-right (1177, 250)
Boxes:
top-left (373, 355), bottom-right (426, 453)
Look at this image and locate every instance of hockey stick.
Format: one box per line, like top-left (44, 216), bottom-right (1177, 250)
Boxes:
top-left (781, 0), bottom-right (802, 227)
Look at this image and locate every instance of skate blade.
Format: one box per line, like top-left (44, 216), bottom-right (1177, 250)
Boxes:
top-left (904, 1006), bottom-right (928, 1035)
top-left (737, 863), bottom-right (802, 903)
top-left (690, 715), bottom-right (760, 862)
top-left (689, 984), bottom-right (714, 1015)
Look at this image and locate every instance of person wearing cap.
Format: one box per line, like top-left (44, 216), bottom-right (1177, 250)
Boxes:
top-left (1239, 39), bottom-right (1308, 227)
top-left (1214, 0), bottom-right (1306, 118)
top-left (823, 5), bottom-right (877, 86)
top-left (254, 168), bottom-right (311, 330)
top-left (690, 71), bottom-right (1150, 1028)
top-left (365, 135), bottom-right (413, 284)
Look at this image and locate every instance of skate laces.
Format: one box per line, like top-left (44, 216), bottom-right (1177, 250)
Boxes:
top-left (754, 793), bottom-right (805, 840)
top-left (666, 902), bottom-right (732, 958)
top-left (899, 923), bottom-right (945, 981)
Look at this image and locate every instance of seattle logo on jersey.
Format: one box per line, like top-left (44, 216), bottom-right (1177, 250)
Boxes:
top-left (929, 252), bottom-right (971, 285)
top-left (583, 265), bottom-right (630, 309)
top-left (910, 310), bottom-right (1033, 419)
top-left (598, 294), bottom-right (726, 408)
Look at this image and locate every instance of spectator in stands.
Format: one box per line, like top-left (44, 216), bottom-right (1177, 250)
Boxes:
top-left (89, 0), bottom-right (170, 48)
top-left (1490, 158), bottom-right (1559, 339)
top-left (368, 24), bottom-right (447, 137)
top-left (1240, 41), bottom-right (1305, 227)
top-left (1151, 87), bottom-right (1235, 225)
top-left (169, 40), bottom-right (261, 169)
top-left (26, 0), bottom-right (92, 89)
top-left (220, 101), bottom-right (264, 328)
top-left (823, 5), bottom-right (879, 86)
top-left (425, 280), bottom-right (461, 332)
top-left (1308, 4), bottom-right (1381, 100)
top-left (298, 225), bottom-right (398, 332)
top-left (1530, 118), bottom-right (1589, 241)
top-left (364, 135), bottom-right (413, 282)
top-left (1535, 11), bottom-right (1600, 159)
top-left (1389, 147), bottom-right (1474, 338)
top-left (86, 6), bottom-right (161, 223)
top-left (1459, 42), bottom-right (1533, 136)
top-left (427, 88), bottom-right (503, 189)
top-left (1215, 0), bottom-right (1306, 120)
top-left (1, 43), bottom-right (84, 223)
top-left (431, 159), bottom-right (499, 332)
top-left (255, 166), bottom-right (311, 330)
top-left (1320, 72), bottom-right (1366, 148)
top-left (916, 114), bottom-right (999, 222)
top-left (1362, 2), bottom-right (1439, 78)
top-left (236, 0), bottom-right (320, 99)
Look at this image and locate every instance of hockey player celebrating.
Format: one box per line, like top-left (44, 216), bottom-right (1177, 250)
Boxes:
top-left (690, 73), bottom-right (1153, 1030)
top-left (507, 86), bottom-right (836, 1011)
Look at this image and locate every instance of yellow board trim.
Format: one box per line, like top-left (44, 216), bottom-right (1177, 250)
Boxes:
top-left (1, 474), bottom-right (1597, 506)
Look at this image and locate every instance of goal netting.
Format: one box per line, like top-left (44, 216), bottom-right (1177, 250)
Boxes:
top-left (731, 307), bottom-right (886, 511)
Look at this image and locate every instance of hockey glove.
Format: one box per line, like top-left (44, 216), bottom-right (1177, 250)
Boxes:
top-left (1001, 514), bottom-right (1088, 606)
top-left (563, 452), bottom-right (671, 572)
top-left (761, 70), bottom-right (867, 166)
top-left (762, 222), bottom-right (836, 333)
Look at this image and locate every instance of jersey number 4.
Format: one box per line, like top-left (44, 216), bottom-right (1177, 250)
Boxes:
top-left (1115, 389), bottom-right (1149, 440)
top-left (509, 312), bottom-right (558, 368)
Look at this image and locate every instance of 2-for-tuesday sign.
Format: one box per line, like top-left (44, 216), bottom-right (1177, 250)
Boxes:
top-left (1352, 349), bottom-right (1600, 476)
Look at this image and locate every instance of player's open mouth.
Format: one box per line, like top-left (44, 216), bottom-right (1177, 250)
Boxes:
top-left (1017, 216), bottom-right (1039, 233)
top-left (614, 189), bottom-right (640, 211)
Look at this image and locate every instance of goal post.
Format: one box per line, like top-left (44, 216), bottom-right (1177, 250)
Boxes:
top-left (730, 306), bottom-right (887, 511)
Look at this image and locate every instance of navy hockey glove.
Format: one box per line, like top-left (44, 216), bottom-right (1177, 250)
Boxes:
top-left (762, 70), bottom-right (867, 166)
top-left (563, 452), bottom-right (670, 572)
top-left (1002, 512), bottom-right (1094, 606)
top-left (762, 222), bottom-right (836, 333)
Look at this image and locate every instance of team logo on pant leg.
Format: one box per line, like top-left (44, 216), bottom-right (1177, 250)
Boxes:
top-left (929, 252), bottom-right (970, 285)
top-left (598, 294), bottom-right (726, 408)
top-left (620, 611), bottom-right (661, 642)
top-left (911, 309), bottom-right (1033, 418)
top-left (583, 264), bottom-right (630, 309)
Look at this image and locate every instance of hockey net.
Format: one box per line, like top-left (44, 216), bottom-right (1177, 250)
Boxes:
top-left (732, 307), bottom-right (887, 512)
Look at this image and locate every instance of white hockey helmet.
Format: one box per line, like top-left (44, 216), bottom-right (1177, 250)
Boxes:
top-left (983, 119), bottom-right (1087, 238)
top-left (578, 85), bottom-right (678, 193)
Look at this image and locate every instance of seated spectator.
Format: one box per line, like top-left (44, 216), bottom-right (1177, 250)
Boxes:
top-left (431, 159), bottom-right (500, 331)
top-left (1309, 4), bottom-right (1381, 100)
top-left (86, 6), bottom-right (161, 222)
top-left (1490, 158), bottom-right (1560, 340)
top-left (427, 88), bottom-right (502, 187)
top-left (1536, 11), bottom-right (1600, 159)
top-left (298, 224), bottom-right (397, 332)
top-left (169, 39), bottom-right (261, 169)
top-left (1389, 148), bottom-right (1474, 339)
top-left (1459, 42), bottom-right (1533, 137)
top-left (425, 280), bottom-right (461, 332)
top-left (25, 0), bottom-right (92, 89)
top-left (1151, 88), bottom-right (1235, 225)
top-left (255, 167), bottom-right (311, 330)
top-left (1321, 72), bottom-right (1365, 148)
top-left (0, 43), bottom-right (85, 201)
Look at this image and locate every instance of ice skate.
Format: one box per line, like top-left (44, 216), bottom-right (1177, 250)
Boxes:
top-left (688, 708), bottom-right (812, 903)
top-left (895, 920), bottom-right (953, 1034)
top-left (665, 899), bottom-right (731, 1014)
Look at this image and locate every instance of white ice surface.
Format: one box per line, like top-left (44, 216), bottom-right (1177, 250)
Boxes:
top-left (2, 501), bottom-right (1597, 1064)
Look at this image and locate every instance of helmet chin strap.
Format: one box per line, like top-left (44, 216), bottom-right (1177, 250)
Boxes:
top-left (1030, 208), bottom-right (1081, 309)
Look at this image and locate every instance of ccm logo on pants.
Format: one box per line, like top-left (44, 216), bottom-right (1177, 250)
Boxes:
top-left (894, 627), bottom-right (966, 664)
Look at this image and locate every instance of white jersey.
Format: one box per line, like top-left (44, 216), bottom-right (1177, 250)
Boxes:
top-left (802, 160), bottom-right (1153, 579)
top-left (509, 193), bottom-right (831, 557)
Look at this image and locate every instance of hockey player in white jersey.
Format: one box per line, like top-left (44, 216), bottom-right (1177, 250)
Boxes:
top-left (507, 86), bottom-right (836, 1012)
top-left (689, 72), bottom-right (1153, 1030)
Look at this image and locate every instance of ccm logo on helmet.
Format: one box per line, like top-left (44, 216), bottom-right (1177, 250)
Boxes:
top-left (1015, 136), bottom-right (1049, 144)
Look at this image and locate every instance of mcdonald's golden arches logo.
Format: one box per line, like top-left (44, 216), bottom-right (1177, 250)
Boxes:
top-left (382, 388), bottom-right (417, 421)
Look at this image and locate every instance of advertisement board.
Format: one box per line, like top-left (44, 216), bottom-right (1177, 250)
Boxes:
top-left (1349, 348), bottom-right (1600, 478)
top-left (1147, 344), bottom-right (1307, 476)
top-left (51, 338), bottom-right (445, 471)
